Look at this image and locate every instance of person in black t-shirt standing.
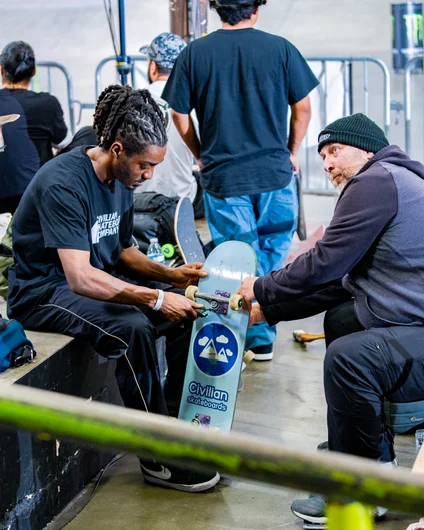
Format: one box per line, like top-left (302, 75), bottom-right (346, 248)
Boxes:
top-left (0, 41), bottom-right (69, 214)
top-left (163, 0), bottom-right (319, 361)
top-left (8, 85), bottom-right (220, 493)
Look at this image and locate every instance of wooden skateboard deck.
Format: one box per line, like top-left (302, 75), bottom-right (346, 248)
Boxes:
top-left (174, 196), bottom-right (205, 264)
top-left (178, 241), bottom-right (257, 432)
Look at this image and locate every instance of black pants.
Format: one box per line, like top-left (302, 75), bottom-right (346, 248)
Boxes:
top-left (19, 276), bottom-right (192, 417)
top-left (266, 283), bottom-right (424, 461)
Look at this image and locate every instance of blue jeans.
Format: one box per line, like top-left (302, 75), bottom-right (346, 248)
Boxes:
top-left (204, 176), bottom-right (298, 350)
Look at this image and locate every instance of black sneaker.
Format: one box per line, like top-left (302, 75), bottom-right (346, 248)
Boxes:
top-left (291, 494), bottom-right (327, 525)
top-left (317, 440), bottom-right (329, 451)
top-left (251, 344), bottom-right (273, 361)
top-left (140, 459), bottom-right (220, 493)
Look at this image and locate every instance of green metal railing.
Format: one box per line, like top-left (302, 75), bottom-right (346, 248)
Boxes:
top-left (0, 383), bottom-right (423, 528)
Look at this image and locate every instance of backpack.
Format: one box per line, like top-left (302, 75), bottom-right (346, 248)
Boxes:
top-left (0, 315), bottom-right (36, 373)
top-left (133, 192), bottom-right (179, 254)
top-left (0, 217), bottom-right (13, 300)
top-left (384, 400), bottom-right (424, 434)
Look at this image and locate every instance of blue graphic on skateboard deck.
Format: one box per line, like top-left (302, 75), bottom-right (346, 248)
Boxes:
top-left (178, 241), bottom-right (257, 433)
top-left (194, 323), bottom-right (238, 377)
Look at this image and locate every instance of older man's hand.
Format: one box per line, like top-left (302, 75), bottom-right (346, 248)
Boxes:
top-left (237, 276), bottom-right (259, 302)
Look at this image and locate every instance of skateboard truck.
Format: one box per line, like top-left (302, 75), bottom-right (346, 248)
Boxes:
top-left (185, 286), bottom-right (245, 316)
top-left (191, 413), bottom-right (211, 427)
top-left (191, 414), bottom-right (221, 432)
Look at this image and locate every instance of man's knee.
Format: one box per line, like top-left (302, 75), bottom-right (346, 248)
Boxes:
top-left (324, 331), bottom-right (383, 400)
top-left (324, 333), bottom-right (370, 390)
top-left (324, 334), bottom-right (356, 372)
top-left (121, 311), bottom-right (156, 342)
top-left (99, 309), bottom-right (157, 359)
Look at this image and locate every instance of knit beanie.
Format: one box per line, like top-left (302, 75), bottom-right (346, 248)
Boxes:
top-left (317, 113), bottom-right (389, 154)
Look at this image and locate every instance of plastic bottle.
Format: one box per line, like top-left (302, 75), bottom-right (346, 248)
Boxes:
top-left (146, 238), bottom-right (165, 264)
top-left (416, 428), bottom-right (424, 449)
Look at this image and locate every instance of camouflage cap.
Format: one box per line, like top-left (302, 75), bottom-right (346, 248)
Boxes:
top-left (139, 32), bottom-right (187, 70)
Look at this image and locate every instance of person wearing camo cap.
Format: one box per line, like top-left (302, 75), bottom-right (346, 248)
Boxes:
top-left (137, 33), bottom-right (200, 210)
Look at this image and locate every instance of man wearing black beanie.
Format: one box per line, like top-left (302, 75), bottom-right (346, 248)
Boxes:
top-left (238, 113), bottom-right (424, 525)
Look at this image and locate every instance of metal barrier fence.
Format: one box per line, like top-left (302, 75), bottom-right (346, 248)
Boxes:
top-left (301, 56), bottom-right (391, 194)
top-left (404, 53), bottom-right (424, 156)
top-left (33, 61), bottom-right (76, 135)
top-left (95, 55), bottom-right (149, 98)
top-left (32, 55), bottom-right (392, 192)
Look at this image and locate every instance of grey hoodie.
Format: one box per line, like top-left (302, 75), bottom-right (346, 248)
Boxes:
top-left (254, 146), bottom-right (424, 329)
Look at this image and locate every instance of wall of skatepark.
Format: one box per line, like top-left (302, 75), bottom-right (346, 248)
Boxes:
top-left (0, 0), bottom-right (421, 163)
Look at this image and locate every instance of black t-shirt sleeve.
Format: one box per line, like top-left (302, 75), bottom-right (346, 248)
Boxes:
top-left (285, 42), bottom-right (319, 105)
top-left (37, 184), bottom-right (90, 251)
top-left (48, 96), bottom-right (68, 145)
top-left (254, 170), bottom-right (398, 306)
top-left (162, 49), bottom-right (192, 114)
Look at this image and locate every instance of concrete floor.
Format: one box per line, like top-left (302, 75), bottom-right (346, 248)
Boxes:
top-left (61, 196), bottom-right (419, 530)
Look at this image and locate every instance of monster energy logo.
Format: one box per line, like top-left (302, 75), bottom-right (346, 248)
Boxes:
top-left (403, 13), bottom-right (423, 46)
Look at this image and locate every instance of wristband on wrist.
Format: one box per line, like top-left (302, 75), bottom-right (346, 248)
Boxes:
top-left (153, 289), bottom-right (165, 311)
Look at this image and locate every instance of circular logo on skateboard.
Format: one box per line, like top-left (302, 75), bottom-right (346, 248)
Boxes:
top-left (193, 323), bottom-right (238, 377)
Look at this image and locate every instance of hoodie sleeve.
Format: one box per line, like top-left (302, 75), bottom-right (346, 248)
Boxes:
top-left (253, 165), bottom-right (398, 306)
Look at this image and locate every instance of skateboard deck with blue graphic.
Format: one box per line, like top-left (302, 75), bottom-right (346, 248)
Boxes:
top-left (178, 241), bottom-right (257, 433)
top-left (174, 196), bottom-right (205, 265)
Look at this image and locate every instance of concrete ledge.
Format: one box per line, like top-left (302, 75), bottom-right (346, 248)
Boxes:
top-left (0, 300), bottom-right (123, 530)
top-left (0, 301), bottom-right (73, 386)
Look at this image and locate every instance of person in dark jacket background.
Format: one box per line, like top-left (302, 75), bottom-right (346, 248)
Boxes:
top-left (238, 113), bottom-right (424, 525)
top-left (0, 41), bottom-right (69, 214)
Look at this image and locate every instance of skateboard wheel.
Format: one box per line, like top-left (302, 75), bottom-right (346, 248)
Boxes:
top-left (162, 243), bottom-right (175, 259)
top-left (229, 294), bottom-right (244, 311)
top-left (243, 350), bottom-right (255, 364)
top-left (209, 427), bottom-right (221, 433)
top-left (185, 285), bottom-right (199, 301)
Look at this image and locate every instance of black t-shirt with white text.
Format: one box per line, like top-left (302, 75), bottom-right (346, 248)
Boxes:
top-left (7, 147), bottom-right (134, 318)
top-left (162, 29), bottom-right (319, 198)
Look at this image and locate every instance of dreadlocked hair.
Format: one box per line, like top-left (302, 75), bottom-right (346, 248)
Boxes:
top-left (93, 84), bottom-right (167, 156)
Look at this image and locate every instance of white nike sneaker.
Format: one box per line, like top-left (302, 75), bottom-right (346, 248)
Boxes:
top-left (140, 459), bottom-right (220, 493)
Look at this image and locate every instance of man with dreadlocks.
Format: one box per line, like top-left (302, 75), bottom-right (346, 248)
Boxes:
top-left (163, 0), bottom-right (319, 361)
top-left (7, 84), bottom-right (220, 493)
